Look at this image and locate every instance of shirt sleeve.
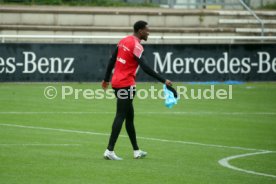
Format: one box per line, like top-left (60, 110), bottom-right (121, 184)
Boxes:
top-left (103, 47), bottom-right (118, 82)
top-left (133, 42), bottom-right (144, 59)
top-left (134, 55), bottom-right (166, 83)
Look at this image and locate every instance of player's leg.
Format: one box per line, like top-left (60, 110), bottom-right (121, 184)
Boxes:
top-left (107, 97), bottom-right (128, 151)
top-left (125, 99), bottom-right (139, 150)
top-left (104, 97), bottom-right (128, 160)
top-left (104, 88), bottom-right (129, 160)
top-left (125, 89), bottom-right (147, 159)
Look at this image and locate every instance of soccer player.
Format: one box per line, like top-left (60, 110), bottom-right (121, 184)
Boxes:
top-left (102, 20), bottom-right (172, 160)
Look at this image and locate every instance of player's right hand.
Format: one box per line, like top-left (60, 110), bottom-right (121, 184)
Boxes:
top-left (165, 79), bottom-right (172, 86)
top-left (102, 80), bottom-right (109, 90)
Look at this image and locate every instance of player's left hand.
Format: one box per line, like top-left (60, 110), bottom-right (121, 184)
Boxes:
top-left (102, 80), bottom-right (109, 90)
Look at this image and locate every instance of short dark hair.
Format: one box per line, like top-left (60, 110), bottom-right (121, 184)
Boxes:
top-left (133, 20), bottom-right (148, 33)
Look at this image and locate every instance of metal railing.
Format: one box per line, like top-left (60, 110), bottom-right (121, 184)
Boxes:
top-left (239, 0), bottom-right (265, 37)
top-left (161, 0), bottom-right (270, 9)
top-left (165, 0), bottom-right (266, 38)
top-left (166, 0), bottom-right (242, 9)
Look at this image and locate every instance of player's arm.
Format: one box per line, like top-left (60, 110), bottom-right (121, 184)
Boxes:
top-left (102, 47), bottom-right (118, 89)
top-left (134, 55), bottom-right (172, 86)
top-left (135, 55), bottom-right (177, 98)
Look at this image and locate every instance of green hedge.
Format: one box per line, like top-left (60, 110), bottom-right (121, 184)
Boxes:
top-left (260, 3), bottom-right (276, 10)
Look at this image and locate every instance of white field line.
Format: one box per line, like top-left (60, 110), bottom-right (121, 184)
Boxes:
top-left (0, 123), bottom-right (269, 152)
top-left (137, 136), bottom-right (268, 152)
top-left (1, 123), bottom-right (275, 178)
top-left (218, 151), bottom-right (276, 179)
top-left (0, 144), bottom-right (80, 146)
top-left (0, 123), bottom-right (110, 136)
top-left (0, 111), bottom-right (276, 115)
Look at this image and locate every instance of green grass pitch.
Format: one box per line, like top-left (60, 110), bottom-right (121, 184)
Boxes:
top-left (0, 82), bottom-right (275, 184)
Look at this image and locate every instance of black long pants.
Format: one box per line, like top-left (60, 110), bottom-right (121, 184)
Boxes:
top-left (107, 87), bottom-right (139, 151)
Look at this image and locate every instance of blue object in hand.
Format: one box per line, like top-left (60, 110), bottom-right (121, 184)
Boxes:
top-left (163, 85), bottom-right (178, 108)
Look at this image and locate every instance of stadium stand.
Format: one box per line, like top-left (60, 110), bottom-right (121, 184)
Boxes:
top-left (0, 1), bottom-right (275, 43)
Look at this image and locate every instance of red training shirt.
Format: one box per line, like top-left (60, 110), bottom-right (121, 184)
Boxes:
top-left (111, 35), bottom-right (144, 88)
